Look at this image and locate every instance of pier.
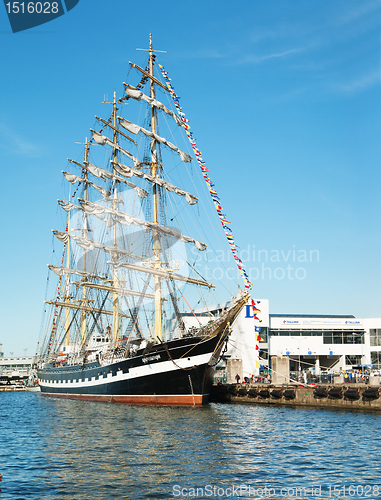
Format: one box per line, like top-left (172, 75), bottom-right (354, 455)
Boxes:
top-left (210, 382), bottom-right (381, 411)
top-left (0, 374), bottom-right (29, 391)
top-left (0, 385), bottom-right (27, 392)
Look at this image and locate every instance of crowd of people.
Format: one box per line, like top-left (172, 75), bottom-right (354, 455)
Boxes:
top-left (234, 373), bottom-right (271, 384)
top-left (228, 368), bottom-right (381, 386)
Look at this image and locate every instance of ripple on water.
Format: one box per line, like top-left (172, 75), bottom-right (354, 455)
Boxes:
top-left (1, 394), bottom-right (381, 499)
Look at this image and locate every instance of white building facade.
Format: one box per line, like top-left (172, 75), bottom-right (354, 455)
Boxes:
top-left (180, 297), bottom-right (381, 378)
top-left (0, 356), bottom-right (34, 376)
top-left (268, 315), bottom-right (368, 374)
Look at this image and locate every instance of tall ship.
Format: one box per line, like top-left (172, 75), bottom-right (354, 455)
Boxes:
top-left (37, 36), bottom-right (250, 405)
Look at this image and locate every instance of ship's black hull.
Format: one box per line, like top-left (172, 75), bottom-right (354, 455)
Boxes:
top-left (38, 333), bottom-right (224, 406)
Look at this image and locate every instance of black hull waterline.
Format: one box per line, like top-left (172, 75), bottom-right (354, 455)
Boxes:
top-left (38, 333), bottom-right (225, 406)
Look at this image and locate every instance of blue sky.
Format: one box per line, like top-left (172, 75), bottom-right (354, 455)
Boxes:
top-left (0, 0), bottom-right (380, 355)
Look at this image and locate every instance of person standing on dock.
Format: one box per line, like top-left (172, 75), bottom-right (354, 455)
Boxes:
top-left (235, 374), bottom-right (240, 384)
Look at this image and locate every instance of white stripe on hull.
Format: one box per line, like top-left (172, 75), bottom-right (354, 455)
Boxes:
top-left (39, 352), bottom-right (211, 389)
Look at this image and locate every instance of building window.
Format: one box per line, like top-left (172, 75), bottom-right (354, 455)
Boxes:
top-left (343, 332), bottom-right (362, 344)
top-left (333, 332), bottom-right (342, 344)
top-left (270, 329), bottom-right (324, 337)
top-left (257, 327), bottom-right (268, 343)
top-left (370, 329), bottom-right (381, 347)
top-left (323, 331), bottom-right (332, 344)
top-left (260, 349), bottom-right (268, 360)
top-left (270, 328), bottom-right (364, 344)
top-left (345, 355), bottom-right (362, 366)
top-left (371, 352), bottom-right (381, 368)
top-left (323, 330), bottom-right (364, 345)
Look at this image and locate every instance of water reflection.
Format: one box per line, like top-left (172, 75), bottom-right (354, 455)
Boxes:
top-left (1, 394), bottom-right (381, 499)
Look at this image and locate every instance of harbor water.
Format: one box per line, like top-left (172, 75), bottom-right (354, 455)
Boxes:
top-left (1, 393), bottom-right (381, 499)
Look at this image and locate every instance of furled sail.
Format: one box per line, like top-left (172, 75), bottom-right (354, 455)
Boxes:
top-left (45, 300), bottom-right (130, 318)
top-left (52, 230), bottom-right (144, 261)
top-left (62, 171), bottom-right (110, 198)
top-left (118, 117), bottom-right (192, 163)
top-left (90, 129), bottom-right (140, 167)
top-left (112, 160), bottom-right (198, 205)
top-left (68, 159), bottom-right (148, 199)
top-left (58, 200), bottom-right (81, 212)
top-left (123, 83), bottom-right (184, 127)
top-left (72, 281), bottom-right (155, 300)
top-left (78, 200), bottom-right (207, 251)
top-left (48, 265), bottom-right (108, 281)
top-left (95, 115), bottom-right (138, 145)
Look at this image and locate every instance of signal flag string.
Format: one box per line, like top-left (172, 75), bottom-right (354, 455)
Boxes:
top-left (158, 63), bottom-right (252, 291)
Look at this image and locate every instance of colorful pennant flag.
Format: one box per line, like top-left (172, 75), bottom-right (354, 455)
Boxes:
top-left (158, 63), bottom-right (252, 290)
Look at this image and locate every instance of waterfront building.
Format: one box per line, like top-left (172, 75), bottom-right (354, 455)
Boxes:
top-left (180, 299), bottom-right (381, 379)
top-left (369, 321), bottom-right (381, 368)
top-left (0, 355), bottom-right (34, 377)
top-left (267, 315), bottom-right (376, 375)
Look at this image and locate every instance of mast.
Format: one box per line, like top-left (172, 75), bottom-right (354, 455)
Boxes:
top-left (149, 34), bottom-right (162, 341)
top-left (112, 91), bottom-right (120, 345)
top-left (135, 35), bottom-right (167, 341)
top-left (82, 140), bottom-right (89, 343)
top-left (64, 210), bottom-right (70, 346)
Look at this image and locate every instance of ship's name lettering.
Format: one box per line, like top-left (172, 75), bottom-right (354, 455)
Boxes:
top-left (142, 354), bottom-right (161, 364)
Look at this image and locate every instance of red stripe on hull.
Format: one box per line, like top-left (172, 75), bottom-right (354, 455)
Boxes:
top-left (40, 392), bottom-right (208, 406)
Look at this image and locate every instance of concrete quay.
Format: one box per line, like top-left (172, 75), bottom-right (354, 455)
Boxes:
top-left (210, 383), bottom-right (381, 411)
top-left (0, 385), bottom-right (26, 392)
